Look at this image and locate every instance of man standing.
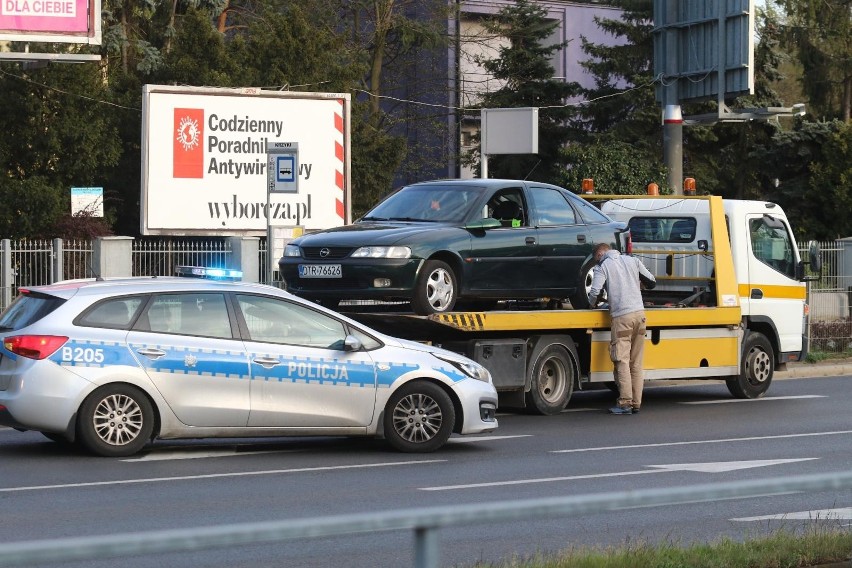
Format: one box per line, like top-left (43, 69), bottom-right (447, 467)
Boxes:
top-left (587, 243), bottom-right (656, 415)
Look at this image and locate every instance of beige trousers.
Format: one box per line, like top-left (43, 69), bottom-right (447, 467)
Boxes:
top-left (610, 310), bottom-right (647, 409)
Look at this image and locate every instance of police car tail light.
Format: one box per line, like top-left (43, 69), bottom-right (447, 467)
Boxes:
top-left (3, 335), bottom-right (68, 360)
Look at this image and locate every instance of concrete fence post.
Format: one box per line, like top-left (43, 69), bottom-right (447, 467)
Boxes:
top-left (93, 237), bottom-right (134, 278)
top-left (52, 238), bottom-right (64, 283)
top-left (1, 239), bottom-right (11, 309)
top-left (226, 237), bottom-right (260, 283)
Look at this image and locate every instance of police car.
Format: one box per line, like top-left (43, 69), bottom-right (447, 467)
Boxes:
top-left (0, 268), bottom-right (498, 457)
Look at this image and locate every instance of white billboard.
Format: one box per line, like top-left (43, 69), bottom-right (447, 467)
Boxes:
top-left (141, 85), bottom-right (351, 236)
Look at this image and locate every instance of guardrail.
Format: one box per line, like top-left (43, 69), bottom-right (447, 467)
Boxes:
top-left (2, 470), bottom-right (852, 568)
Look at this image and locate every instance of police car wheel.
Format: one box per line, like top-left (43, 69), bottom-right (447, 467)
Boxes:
top-left (77, 385), bottom-right (155, 457)
top-left (384, 381), bottom-right (455, 453)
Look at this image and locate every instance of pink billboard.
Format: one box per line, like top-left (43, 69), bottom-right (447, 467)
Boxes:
top-left (0, 0), bottom-right (100, 43)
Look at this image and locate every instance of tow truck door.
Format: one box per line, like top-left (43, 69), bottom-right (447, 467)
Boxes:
top-left (743, 212), bottom-right (806, 353)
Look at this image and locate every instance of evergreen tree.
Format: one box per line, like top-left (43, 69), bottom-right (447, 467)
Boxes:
top-left (471, 0), bottom-right (580, 183)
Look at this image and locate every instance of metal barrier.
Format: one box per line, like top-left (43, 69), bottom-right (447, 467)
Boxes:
top-left (1, 470), bottom-right (852, 567)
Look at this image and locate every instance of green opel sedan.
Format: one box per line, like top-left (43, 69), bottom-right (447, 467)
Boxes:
top-left (278, 179), bottom-right (630, 315)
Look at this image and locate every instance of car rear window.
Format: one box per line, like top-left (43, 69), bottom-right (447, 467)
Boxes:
top-left (627, 216), bottom-right (697, 243)
top-left (0, 291), bottom-right (66, 331)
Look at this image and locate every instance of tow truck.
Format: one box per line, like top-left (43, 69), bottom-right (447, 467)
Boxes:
top-left (342, 191), bottom-right (821, 414)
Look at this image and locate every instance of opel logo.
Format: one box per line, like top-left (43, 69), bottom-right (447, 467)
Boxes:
top-left (320, 248), bottom-right (331, 258)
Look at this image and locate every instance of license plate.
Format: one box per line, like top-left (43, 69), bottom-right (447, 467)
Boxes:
top-left (298, 264), bottom-right (342, 278)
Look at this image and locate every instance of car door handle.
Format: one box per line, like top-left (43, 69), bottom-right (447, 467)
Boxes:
top-left (577, 234), bottom-right (586, 243)
top-left (136, 348), bottom-right (166, 360)
top-left (253, 357), bottom-right (282, 368)
top-left (525, 237), bottom-right (537, 245)
top-left (750, 288), bottom-right (764, 299)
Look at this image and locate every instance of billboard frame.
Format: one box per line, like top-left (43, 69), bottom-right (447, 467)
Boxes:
top-left (0, 0), bottom-right (101, 44)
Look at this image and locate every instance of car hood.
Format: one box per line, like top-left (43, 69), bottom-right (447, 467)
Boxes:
top-left (294, 222), bottom-right (461, 247)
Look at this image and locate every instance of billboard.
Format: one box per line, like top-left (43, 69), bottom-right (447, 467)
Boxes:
top-left (141, 85), bottom-right (351, 236)
top-left (0, 0), bottom-right (100, 43)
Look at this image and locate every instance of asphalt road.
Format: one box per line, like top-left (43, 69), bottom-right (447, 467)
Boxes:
top-left (2, 368), bottom-right (852, 568)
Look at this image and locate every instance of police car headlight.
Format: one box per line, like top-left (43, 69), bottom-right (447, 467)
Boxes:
top-left (432, 353), bottom-right (491, 383)
top-left (283, 244), bottom-right (302, 257)
top-left (351, 246), bottom-right (411, 259)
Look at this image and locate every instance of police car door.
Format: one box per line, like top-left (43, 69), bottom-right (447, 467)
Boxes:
top-left (127, 292), bottom-right (251, 427)
top-left (234, 294), bottom-right (378, 427)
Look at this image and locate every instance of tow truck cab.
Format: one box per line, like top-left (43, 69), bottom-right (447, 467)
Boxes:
top-left (601, 198), bottom-right (816, 366)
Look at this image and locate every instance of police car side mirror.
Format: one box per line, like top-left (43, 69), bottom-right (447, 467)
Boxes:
top-left (343, 335), bottom-right (363, 352)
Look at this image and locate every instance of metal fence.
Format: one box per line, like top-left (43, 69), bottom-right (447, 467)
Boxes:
top-left (799, 240), bottom-right (852, 355)
top-left (1, 237), bottom-right (850, 354)
top-left (0, 470), bottom-right (851, 567)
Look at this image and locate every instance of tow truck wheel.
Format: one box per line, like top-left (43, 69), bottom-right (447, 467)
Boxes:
top-left (77, 384), bottom-right (154, 457)
top-left (412, 260), bottom-right (457, 315)
top-left (526, 343), bottom-right (576, 415)
top-left (726, 332), bottom-right (774, 399)
top-left (384, 381), bottom-right (455, 453)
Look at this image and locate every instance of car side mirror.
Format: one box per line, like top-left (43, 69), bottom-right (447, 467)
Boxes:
top-left (343, 334), bottom-right (362, 352)
top-left (808, 241), bottom-right (822, 273)
top-left (465, 218), bottom-right (501, 230)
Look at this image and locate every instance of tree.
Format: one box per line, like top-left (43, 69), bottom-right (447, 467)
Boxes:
top-left (469, 0), bottom-right (580, 183)
top-left (756, 120), bottom-right (851, 239)
top-left (777, 0), bottom-right (852, 122)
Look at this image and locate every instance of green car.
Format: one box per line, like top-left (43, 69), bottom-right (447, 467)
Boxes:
top-left (278, 179), bottom-right (630, 315)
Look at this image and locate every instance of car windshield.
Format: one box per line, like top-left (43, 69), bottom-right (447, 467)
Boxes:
top-left (362, 184), bottom-right (484, 223)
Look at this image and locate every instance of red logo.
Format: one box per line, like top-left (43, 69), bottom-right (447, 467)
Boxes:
top-left (173, 108), bottom-right (204, 178)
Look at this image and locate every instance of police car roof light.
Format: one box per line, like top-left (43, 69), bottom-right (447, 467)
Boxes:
top-left (175, 265), bottom-right (243, 280)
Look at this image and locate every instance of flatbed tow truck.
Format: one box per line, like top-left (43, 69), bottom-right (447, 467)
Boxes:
top-left (342, 194), bottom-right (820, 415)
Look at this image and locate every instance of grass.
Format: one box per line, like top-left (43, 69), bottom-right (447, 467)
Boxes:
top-left (805, 350), bottom-right (852, 363)
top-left (468, 527), bottom-right (852, 568)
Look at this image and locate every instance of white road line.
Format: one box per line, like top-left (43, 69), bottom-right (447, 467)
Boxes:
top-left (0, 459), bottom-right (446, 493)
top-left (733, 507), bottom-right (852, 522)
top-left (552, 430), bottom-right (852, 453)
top-left (419, 459), bottom-right (816, 491)
top-left (448, 435), bottom-right (532, 444)
top-left (122, 448), bottom-right (302, 462)
top-left (682, 395), bottom-right (826, 405)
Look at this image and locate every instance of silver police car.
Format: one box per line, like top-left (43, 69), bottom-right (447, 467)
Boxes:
top-left (0, 271), bottom-right (498, 457)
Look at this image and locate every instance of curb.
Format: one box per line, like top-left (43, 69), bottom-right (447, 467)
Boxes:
top-left (775, 360), bottom-right (852, 380)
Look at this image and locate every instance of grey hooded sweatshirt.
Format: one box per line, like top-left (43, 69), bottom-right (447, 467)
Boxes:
top-left (587, 250), bottom-right (656, 318)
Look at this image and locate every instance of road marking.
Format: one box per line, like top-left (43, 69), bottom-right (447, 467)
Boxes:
top-left (0, 459), bottom-right (446, 493)
top-left (552, 430), bottom-right (852, 453)
top-left (733, 507), bottom-right (852, 521)
top-left (448, 435), bottom-right (532, 444)
top-left (419, 458), bottom-right (816, 491)
top-left (122, 448), bottom-right (303, 462)
top-left (682, 395), bottom-right (826, 405)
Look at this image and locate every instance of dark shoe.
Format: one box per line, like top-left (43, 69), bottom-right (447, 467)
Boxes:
top-left (632, 407), bottom-right (640, 414)
top-left (608, 406), bottom-right (633, 415)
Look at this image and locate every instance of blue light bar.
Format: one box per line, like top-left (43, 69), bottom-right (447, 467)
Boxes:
top-left (175, 266), bottom-right (243, 280)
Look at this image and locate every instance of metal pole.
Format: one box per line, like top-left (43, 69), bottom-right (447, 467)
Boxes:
top-left (663, 104), bottom-right (683, 195)
top-left (481, 154), bottom-right (488, 179)
top-left (663, 1), bottom-right (683, 195)
top-left (413, 527), bottom-right (439, 568)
